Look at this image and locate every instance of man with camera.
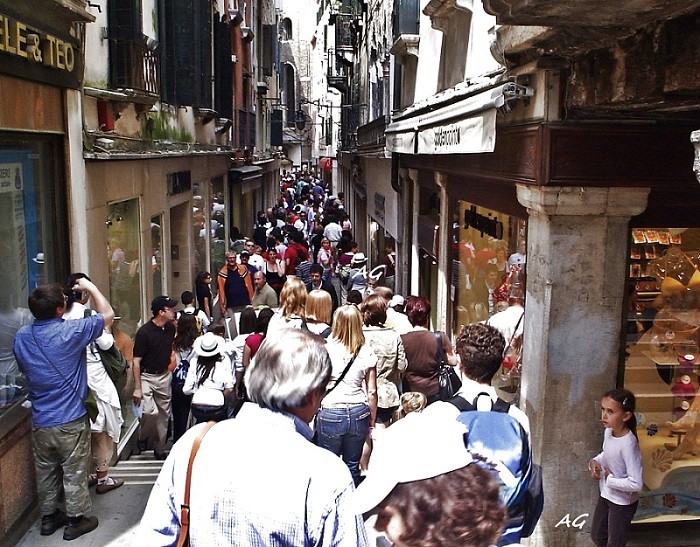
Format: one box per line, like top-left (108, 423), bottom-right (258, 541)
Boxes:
top-left (13, 279), bottom-right (114, 541)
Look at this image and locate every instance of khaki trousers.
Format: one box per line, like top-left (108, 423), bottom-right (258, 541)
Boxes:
top-left (138, 370), bottom-right (171, 453)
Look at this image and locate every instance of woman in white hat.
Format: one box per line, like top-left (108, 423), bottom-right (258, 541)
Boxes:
top-left (344, 252), bottom-right (369, 297)
top-left (183, 332), bottom-right (234, 423)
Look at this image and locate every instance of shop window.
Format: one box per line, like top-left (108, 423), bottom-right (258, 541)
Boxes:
top-left (0, 135), bottom-right (68, 416)
top-left (192, 181), bottom-right (208, 279)
top-left (107, 199), bottom-right (142, 336)
top-left (624, 227), bottom-right (700, 522)
top-left (209, 177), bottom-right (227, 292)
top-left (151, 215), bottom-right (163, 298)
top-left (452, 200), bottom-right (526, 396)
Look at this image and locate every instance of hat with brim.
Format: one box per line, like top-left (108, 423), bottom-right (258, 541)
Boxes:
top-left (350, 413), bottom-right (473, 515)
top-left (194, 332), bottom-right (224, 357)
top-left (351, 252), bottom-right (367, 265)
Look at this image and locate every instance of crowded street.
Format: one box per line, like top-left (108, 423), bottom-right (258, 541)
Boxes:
top-left (2, 0), bottom-right (700, 545)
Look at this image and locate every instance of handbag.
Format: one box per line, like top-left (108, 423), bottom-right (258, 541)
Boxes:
top-left (435, 332), bottom-right (462, 401)
top-left (177, 421), bottom-right (217, 547)
top-left (83, 310), bottom-right (128, 397)
top-left (31, 328), bottom-right (99, 422)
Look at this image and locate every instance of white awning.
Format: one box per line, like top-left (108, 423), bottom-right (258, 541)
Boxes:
top-left (385, 84), bottom-right (513, 155)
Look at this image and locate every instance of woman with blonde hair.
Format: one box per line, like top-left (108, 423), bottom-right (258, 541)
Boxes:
top-left (315, 304), bottom-right (378, 485)
top-left (267, 277), bottom-right (307, 335)
top-left (304, 289), bottom-right (333, 338)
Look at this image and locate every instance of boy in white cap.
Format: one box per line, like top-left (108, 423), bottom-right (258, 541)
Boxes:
top-left (352, 412), bottom-right (506, 546)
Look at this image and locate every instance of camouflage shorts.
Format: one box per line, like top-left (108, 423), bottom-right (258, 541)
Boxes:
top-left (32, 416), bottom-right (91, 517)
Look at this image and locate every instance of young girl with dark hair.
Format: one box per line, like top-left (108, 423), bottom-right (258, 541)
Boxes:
top-left (171, 314), bottom-right (200, 441)
top-left (183, 332), bottom-right (234, 423)
top-left (194, 271), bottom-right (213, 321)
top-left (588, 388), bottom-right (643, 547)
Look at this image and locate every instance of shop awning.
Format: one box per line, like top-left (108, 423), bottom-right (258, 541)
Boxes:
top-left (385, 83), bottom-right (530, 155)
top-left (230, 165), bottom-right (262, 193)
top-left (319, 157), bottom-right (333, 172)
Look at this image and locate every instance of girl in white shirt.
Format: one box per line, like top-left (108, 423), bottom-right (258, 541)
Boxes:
top-left (588, 388), bottom-right (643, 547)
top-left (183, 332), bottom-right (234, 423)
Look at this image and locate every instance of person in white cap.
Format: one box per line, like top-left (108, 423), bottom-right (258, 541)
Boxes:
top-left (345, 252), bottom-right (369, 295)
top-left (384, 294), bottom-right (413, 335)
top-left (352, 412), bottom-right (506, 546)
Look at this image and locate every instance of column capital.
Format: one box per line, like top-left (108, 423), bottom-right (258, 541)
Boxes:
top-left (516, 185), bottom-right (650, 217)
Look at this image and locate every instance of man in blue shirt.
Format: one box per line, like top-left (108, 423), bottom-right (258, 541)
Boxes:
top-left (13, 279), bottom-right (114, 541)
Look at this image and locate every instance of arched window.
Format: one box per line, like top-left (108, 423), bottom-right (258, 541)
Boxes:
top-left (280, 17), bottom-right (293, 40)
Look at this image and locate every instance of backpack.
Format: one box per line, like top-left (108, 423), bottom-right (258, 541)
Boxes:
top-left (449, 394), bottom-right (543, 540)
top-left (338, 262), bottom-right (352, 282)
top-left (84, 310), bottom-right (128, 400)
top-left (173, 349), bottom-right (192, 388)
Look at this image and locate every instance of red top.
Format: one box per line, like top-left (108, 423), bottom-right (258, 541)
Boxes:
top-left (245, 333), bottom-right (265, 358)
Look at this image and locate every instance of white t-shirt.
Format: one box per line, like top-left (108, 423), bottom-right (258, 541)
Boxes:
top-left (322, 339), bottom-right (377, 406)
top-left (592, 428), bottom-right (643, 505)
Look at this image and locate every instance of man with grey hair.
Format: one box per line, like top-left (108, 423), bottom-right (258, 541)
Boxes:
top-left (138, 330), bottom-right (369, 546)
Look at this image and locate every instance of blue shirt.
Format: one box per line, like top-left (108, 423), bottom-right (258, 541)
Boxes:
top-left (138, 403), bottom-right (369, 546)
top-left (13, 315), bottom-right (105, 428)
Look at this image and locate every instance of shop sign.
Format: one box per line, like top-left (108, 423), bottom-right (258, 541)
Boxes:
top-left (0, 11), bottom-right (82, 88)
top-left (0, 163), bottom-right (23, 193)
top-left (386, 130), bottom-right (415, 154)
top-left (0, 14), bottom-right (76, 72)
top-left (167, 171), bottom-right (192, 195)
top-left (417, 109), bottom-right (496, 155)
top-left (374, 192), bottom-right (385, 223)
top-left (464, 205), bottom-right (504, 239)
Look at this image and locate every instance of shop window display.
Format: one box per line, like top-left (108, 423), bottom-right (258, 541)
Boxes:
top-left (0, 136), bottom-right (67, 417)
top-left (107, 199), bottom-right (142, 337)
top-left (452, 201), bottom-right (527, 397)
top-left (624, 227), bottom-right (700, 521)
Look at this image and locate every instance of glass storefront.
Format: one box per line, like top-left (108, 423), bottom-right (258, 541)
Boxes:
top-left (451, 200), bottom-right (527, 396)
top-left (624, 227), bottom-right (700, 521)
top-left (107, 199), bottom-right (142, 337)
top-left (0, 135), bottom-right (68, 415)
top-left (210, 176), bottom-right (227, 280)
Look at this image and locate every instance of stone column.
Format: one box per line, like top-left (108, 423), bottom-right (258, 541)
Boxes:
top-left (516, 185), bottom-right (649, 546)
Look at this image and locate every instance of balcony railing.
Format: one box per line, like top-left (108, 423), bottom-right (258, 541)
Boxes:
top-left (110, 39), bottom-right (159, 96)
top-left (357, 116), bottom-right (386, 150)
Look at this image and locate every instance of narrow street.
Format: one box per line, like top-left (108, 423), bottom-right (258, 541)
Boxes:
top-left (16, 454), bottom-right (162, 546)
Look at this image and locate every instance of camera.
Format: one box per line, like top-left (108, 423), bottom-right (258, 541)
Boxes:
top-left (72, 290), bottom-right (86, 301)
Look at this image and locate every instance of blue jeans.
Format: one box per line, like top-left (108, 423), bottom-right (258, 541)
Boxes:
top-left (315, 404), bottom-right (370, 485)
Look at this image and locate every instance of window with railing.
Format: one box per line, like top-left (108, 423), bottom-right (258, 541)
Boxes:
top-left (108, 0), bottom-right (159, 95)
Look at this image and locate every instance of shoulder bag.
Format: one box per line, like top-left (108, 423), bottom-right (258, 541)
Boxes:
top-left (436, 332), bottom-right (462, 401)
top-left (177, 421), bottom-right (217, 547)
top-left (83, 310), bottom-right (128, 396)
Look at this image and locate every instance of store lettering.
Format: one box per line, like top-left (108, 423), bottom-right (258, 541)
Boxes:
top-left (464, 205), bottom-right (504, 239)
top-left (434, 125), bottom-right (460, 149)
top-left (0, 14), bottom-right (75, 72)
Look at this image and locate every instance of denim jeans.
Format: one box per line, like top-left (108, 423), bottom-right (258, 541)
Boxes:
top-left (315, 404), bottom-right (370, 485)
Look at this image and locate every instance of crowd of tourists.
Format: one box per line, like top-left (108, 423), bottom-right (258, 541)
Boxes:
top-left (11, 168), bottom-right (643, 546)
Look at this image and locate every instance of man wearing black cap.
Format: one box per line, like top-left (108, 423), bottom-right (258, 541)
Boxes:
top-left (132, 295), bottom-right (177, 460)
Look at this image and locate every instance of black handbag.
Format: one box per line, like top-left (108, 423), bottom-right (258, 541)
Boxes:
top-left (435, 332), bottom-right (461, 401)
